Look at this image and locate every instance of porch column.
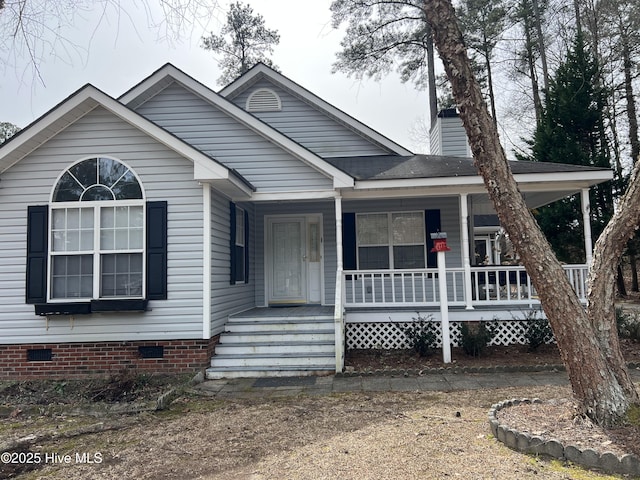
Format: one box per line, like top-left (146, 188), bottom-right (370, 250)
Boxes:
top-left (335, 195), bottom-right (343, 271)
top-left (459, 194), bottom-right (474, 309)
top-left (334, 195), bottom-right (345, 373)
top-left (581, 188), bottom-right (593, 266)
top-left (202, 182), bottom-right (212, 340)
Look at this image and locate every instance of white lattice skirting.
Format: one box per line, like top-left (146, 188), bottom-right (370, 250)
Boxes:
top-left (346, 320), bottom-right (546, 349)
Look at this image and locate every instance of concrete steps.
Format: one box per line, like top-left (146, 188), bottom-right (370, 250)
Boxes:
top-left (206, 312), bottom-right (336, 379)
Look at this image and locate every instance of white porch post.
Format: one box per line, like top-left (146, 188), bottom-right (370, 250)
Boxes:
top-left (334, 195), bottom-right (345, 373)
top-left (335, 195), bottom-right (343, 271)
top-left (436, 248), bottom-right (452, 363)
top-left (202, 182), bottom-right (212, 340)
top-left (581, 188), bottom-right (593, 266)
top-left (459, 193), bottom-right (474, 309)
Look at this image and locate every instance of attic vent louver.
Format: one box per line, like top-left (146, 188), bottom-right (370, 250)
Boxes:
top-left (246, 88), bottom-right (282, 112)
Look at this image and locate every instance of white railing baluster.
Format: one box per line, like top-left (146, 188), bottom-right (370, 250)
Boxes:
top-left (340, 264), bottom-right (587, 308)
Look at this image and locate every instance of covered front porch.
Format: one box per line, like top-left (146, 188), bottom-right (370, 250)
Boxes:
top-left (333, 263), bottom-right (587, 370)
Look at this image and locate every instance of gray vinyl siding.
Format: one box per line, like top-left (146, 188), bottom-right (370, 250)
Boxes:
top-left (251, 197), bottom-right (460, 307)
top-left (342, 198), bottom-right (463, 306)
top-left (430, 117), bottom-right (471, 158)
top-left (343, 197), bottom-right (463, 269)
top-left (209, 192), bottom-right (256, 336)
top-left (0, 107), bottom-right (204, 343)
top-left (228, 79), bottom-right (392, 158)
top-left (134, 82), bottom-right (333, 192)
top-left (255, 201), bottom-right (337, 307)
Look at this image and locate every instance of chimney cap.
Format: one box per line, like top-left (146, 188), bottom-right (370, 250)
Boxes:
top-left (437, 108), bottom-right (459, 118)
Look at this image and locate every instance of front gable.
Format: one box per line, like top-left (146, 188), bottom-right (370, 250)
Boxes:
top-left (132, 81), bottom-right (335, 193)
top-left (222, 76), bottom-right (396, 158)
top-left (220, 63), bottom-right (413, 158)
top-left (119, 64), bottom-right (354, 192)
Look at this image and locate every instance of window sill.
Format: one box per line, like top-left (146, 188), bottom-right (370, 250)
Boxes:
top-left (34, 299), bottom-right (148, 316)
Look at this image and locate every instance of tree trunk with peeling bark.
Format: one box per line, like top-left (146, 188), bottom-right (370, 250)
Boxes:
top-left (423, 0), bottom-right (639, 426)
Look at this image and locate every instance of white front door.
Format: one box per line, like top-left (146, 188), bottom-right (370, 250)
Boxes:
top-left (267, 215), bottom-right (323, 305)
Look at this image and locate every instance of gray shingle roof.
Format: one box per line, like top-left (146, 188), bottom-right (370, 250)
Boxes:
top-left (324, 154), bottom-right (609, 181)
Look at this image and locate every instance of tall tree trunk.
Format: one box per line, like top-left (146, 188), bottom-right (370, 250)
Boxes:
top-left (622, 39), bottom-right (640, 166)
top-left (426, 22), bottom-right (438, 126)
top-left (423, 0), bottom-right (639, 426)
top-left (617, 265), bottom-right (627, 297)
top-left (483, 42), bottom-right (498, 127)
top-left (573, 0), bottom-right (583, 38)
top-left (522, 9), bottom-right (543, 124)
top-left (531, 0), bottom-right (550, 93)
top-left (622, 35), bottom-right (640, 292)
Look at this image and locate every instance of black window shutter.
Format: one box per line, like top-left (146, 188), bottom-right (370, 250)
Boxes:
top-left (26, 205), bottom-right (48, 304)
top-left (425, 209), bottom-right (441, 268)
top-left (342, 212), bottom-right (357, 270)
top-left (229, 202), bottom-right (237, 285)
top-left (146, 201), bottom-right (168, 300)
top-left (244, 208), bottom-right (250, 284)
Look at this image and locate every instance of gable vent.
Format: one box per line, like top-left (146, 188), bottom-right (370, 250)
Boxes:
top-left (246, 88), bottom-right (282, 112)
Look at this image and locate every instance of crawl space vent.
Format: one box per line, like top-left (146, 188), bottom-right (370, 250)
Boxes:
top-left (138, 345), bottom-right (164, 359)
top-left (27, 348), bottom-right (53, 362)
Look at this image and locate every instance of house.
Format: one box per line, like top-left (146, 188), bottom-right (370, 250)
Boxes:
top-left (0, 64), bottom-right (611, 379)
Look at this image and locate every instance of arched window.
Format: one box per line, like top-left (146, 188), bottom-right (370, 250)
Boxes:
top-left (52, 157), bottom-right (143, 202)
top-left (49, 158), bottom-right (145, 300)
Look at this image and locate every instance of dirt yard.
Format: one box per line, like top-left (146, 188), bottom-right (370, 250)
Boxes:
top-left (2, 324), bottom-right (640, 480)
top-left (1, 377), bottom-right (639, 480)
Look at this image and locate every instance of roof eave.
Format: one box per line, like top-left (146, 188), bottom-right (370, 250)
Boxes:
top-left (0, 85), bottom-right (256, 196)
top-left (118, 63), bottom-right (354, 189)
top-left (352, 169), bottom-right (612, 192)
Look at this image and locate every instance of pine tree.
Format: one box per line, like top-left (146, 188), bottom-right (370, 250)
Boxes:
top-left (528, 34), bottom-right (613, 263)
top-left (201, 2), bottom-right (280, 85)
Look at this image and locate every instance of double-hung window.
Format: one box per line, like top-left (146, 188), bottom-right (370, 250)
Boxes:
top-left (356, 212), bottom-right (426, 270)
top-left (233, 207), bottom-right (246, 283)
top-left (49, 157), bottom-right (144, 301)
top-left (229, 202), bottom-right (249, 285)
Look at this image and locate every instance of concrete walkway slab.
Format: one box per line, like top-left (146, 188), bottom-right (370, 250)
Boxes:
top-left (193, 368), bottom-right (577, 399)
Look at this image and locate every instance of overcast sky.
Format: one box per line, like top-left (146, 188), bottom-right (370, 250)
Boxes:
top-left (0, 0), bottom-right (430, 152)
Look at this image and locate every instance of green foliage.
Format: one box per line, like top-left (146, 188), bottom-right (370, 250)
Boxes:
top-left (627, 404), bottom-right (640, 426)
top-left (53, 381), bottom-right (67, 395)
top-left (522, 311), bottom-right (554, 351)
top-left (458, 321), bottom-right (496, 357)
top-left (616, 307), bottom-right (640, 341)
top-left (399, 314), bottom-right (437, 357)
top-left (0, 122), bottom-right (19, 144)
top-left (330, 0), bottom-right (432, 89)
top-left (201, 2), bottom-right (280, 85)
top-left (522, 34), bottom-right (614, 263)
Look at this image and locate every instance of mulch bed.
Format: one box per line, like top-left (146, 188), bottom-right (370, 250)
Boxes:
top-left (346, 340), bottom-right (640, 373)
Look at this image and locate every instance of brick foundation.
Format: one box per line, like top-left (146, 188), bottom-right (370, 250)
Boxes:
top-left (0, 337), bottom-right (219, 380)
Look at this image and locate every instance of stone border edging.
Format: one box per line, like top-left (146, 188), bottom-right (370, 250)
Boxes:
top-left (488, 398), bottom-right (640, 477)
top-left (338, 363), bottom-right (567, 377)
top-left (337, 361), bottom-right (640, 378)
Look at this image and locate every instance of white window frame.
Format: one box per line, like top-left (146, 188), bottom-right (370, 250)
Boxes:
top-left (356, 211), bottom-right (426, 270)
top-left (47, 157), bottom-right (146, 302)
top-left (234, 206), bottom-right (246, 284)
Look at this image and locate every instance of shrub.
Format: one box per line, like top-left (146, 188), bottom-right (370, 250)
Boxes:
top-left (399, 314), bottom-right (438, 357)
top-left (617, 307), bottom-right (640, 341)
top-left (522, 311), bottom-right (554, 351)
top-left (459, 321), bottom-right (496, 357)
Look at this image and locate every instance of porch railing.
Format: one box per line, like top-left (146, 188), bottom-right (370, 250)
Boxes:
top-left (342, 264), bottom-right (588, 308)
